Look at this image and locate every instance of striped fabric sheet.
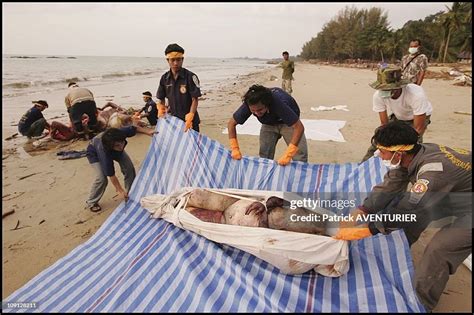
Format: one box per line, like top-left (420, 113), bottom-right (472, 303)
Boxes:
top-left (4, 117), bottom-right (425, 312)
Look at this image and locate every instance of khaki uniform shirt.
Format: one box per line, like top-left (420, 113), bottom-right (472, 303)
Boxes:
top-left (401, 53), bottom-right (428, 83)
top-left (281, 60), bottom-right (294, 80)
top-left (362, 144), bottom-right (472, 231)
top-left (65, 87), bottom-right (95, 109)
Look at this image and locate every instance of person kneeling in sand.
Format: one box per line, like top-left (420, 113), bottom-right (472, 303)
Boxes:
top-left (18, 100), bottom-right (51, 139)
top-left (85, 125), bottom-right (156, 212)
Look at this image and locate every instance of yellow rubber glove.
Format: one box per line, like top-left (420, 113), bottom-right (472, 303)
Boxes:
top-left (229, 138), bottom-right (242, 160)
top-left (277, 143), bottom-right (299, 166)
top-left (332, 227), bottom-right (372, 241)
top-left (157, 104), bottom-right (166, 118)
top-left (184, 112), bottom-right (194, 132)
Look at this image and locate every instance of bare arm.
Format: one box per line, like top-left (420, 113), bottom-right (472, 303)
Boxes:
top-left (134, 124), bottom-right (156, 136)
top-left (289, 119), bottom-right (304, 146)
top-left (190, 97), bottom-right (198, 114)
top-left (416, 71), bottom-right (425, 85)
top-left (109, 175), bottom-right (128, 201)
top-left (413, 114), bottom-right (427, 136)
top-left (227, 117), bottom-right (238, 139)
top-left (378, 111), bottom-right (389, 125)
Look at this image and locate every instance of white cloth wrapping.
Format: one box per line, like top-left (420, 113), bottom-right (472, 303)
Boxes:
top-left (141, 187), bottom-right (350, 277)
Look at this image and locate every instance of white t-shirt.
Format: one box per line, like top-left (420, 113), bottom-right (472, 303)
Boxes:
top-left (372, 84), bottom-right (433, 120)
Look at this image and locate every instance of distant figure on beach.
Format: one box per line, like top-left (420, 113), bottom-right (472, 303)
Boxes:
top-left (85, 125), bottom-right (156, 212)
top-left (400, 39), bottom-right (428, 86)
top-left (280, 51), bottom-right (295, 94)
top-left (18, 100), bottom-right (51, 138)
top-left (65, 82), bottom-right (98, 139)
top-left (137, 91), bottom-right (158, 126)
top-left (227, 85), bottom-right (308, 166)
top-left (361, 66), bottom-right (433, 162)
top-left (335, 121), bottom-right (471, 312)
top-left (156, 43), bottom-right (202, 132)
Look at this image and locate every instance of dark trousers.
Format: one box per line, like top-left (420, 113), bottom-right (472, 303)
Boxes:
top-left (413, 215), bottom-right (472, 311)
top-left (70, 100), bottom-right (98, 134)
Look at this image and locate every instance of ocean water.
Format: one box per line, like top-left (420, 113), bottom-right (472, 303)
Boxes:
top-left (2, 54), bottom-right (273, 98)
top-left (2, 54), bottom-right (274, 132)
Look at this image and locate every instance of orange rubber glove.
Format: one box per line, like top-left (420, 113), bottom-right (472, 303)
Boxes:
top-left (332, 227), bottom-right (372, 241)
top-left (157, 104), bottom-right (166, 118)
top-left (184, 112), bottom-right (194, 132)
top-left (277, 143), bottom-right (299, 166)
top-left (229, 138), bottom-right (242, 160)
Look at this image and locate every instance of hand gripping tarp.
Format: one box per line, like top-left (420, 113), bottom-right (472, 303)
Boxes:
top-left (3, 116), bottom-right (425, 312)
top-left (140, 187), bottom-right (349, 276)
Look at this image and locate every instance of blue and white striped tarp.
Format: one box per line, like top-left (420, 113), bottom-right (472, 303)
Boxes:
top-left (4, 117), bottom-right (426, 312)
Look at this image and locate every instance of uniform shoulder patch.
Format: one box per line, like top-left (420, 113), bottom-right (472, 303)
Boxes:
top-left (408, 178), bottom-right (430, 204)
top-left (411, 179), bottom-right (429, 194)
top-left (192, 75), bottom-right (200, 88)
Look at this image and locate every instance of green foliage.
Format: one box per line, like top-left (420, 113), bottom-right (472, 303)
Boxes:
top-left (300, 3), bottom-right (472, 63)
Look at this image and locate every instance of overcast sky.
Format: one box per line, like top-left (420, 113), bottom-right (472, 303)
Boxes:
top-left (3, 2), bottom-right (452, 59)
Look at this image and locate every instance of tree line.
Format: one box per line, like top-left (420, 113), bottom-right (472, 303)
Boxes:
top-left (300, 2), bottom-right (472, 63)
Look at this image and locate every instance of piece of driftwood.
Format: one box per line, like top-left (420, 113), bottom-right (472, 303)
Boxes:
top-left (5, 133), bottom-right (19, 141)
top-left (18, 173), bottom-right (40, 180)
top-left (2, 209), bottom-right (15, 219)
top-left (454, 111), bottom-right (472, 116)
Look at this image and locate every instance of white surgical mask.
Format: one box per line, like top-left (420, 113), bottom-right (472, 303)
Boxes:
top-left (382, 152), bottom-right (401, 170)
top-left (408, 47), bottom-right (418, 55)
top-left (379, 90), bottom-right (392, 99)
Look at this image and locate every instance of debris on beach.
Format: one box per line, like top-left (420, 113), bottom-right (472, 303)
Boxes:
top-left (454, 111), bottom-right (472, 116)
top-left (2, 192), bottom-right (25, 201)
top-left (4, 133), bottom-right (19, 141)
top-left (18, 173), bottom-right (40, 180)
top-left (2, 209), bottom-right (15, 219)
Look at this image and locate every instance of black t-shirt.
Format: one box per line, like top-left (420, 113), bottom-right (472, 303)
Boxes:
top-left (232, 88), bottom-right (300, 126)
top-left (18, 106), bottom-right (44, 135)
top-left (156, 67), bottom-right (201, 123)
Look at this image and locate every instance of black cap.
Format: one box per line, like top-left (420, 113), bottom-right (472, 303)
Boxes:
top-left (32, 100), bottom-right (48, 107)
top-left (142, 91), bottom-right (152, 97)
top-left (68, 82), bottom-right (77, 87)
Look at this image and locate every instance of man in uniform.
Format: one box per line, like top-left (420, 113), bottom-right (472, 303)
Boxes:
top-left (280, 51), bottom-right (295, 94)
top-left (401, 39), bottom-right (429, 86)
top-left (138, 91), bottom-right (158, 126)
top-left (18, 100), bottom-right (50, 138)
top-left (65, 82), bottom-right (98, 139)
top-left (227, 84), bottom-right (308, 166)
top-left (361, 66), bottom-right (433, 162)
top-left (334, 121), bottom-right (472, 312)
top-left (156, 43), bottom-right (202, 132)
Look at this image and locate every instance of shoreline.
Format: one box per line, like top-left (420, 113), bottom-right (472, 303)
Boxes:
top-left (2, 63), bottom-right (471, 312)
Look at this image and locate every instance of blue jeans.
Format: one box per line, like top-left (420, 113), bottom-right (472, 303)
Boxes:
top-left (86, 152), bottom-right (136, 206)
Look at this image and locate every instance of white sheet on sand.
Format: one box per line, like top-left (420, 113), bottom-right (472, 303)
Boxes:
top-left (311, 105), bottom-right (349, 112)
top-left (223, 116), bottom-right (346, 142)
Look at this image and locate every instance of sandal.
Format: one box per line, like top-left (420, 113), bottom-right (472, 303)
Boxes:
top-left (89, 204), bottom-right (102, 212)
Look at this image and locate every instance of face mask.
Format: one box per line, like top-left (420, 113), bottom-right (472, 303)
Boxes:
top-left (382, 152), bottom-right (401, 170)
top-left (379, 90), bottom-right (392, 99)
top-left (408, 47), bottom-right (418, 55)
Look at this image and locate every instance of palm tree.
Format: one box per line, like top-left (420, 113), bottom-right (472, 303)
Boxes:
top-left (440, 2), bottom-right (465, 62)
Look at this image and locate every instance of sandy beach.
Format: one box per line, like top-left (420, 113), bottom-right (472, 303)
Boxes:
top-left (2, 63), bottom-right (472, 312)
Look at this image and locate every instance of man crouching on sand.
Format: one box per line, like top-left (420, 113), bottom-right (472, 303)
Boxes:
top-left (85, 125), bottom-right (155, 212)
